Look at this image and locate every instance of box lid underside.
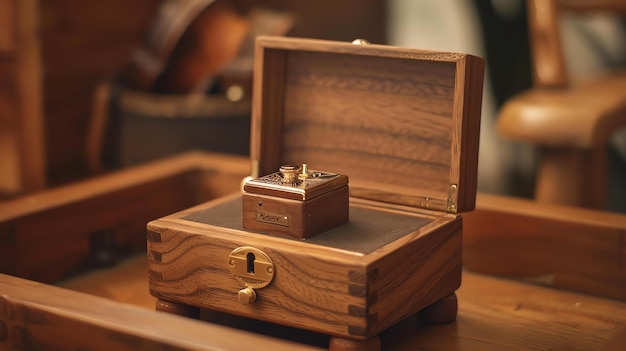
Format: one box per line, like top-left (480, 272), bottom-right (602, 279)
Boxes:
top-left (251, 37), bottom-right (484, 213)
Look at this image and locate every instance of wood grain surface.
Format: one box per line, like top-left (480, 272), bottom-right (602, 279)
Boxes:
top-left (0, 273), bottom-right (323, 351)
top-left (251, 36), bottom-right (484, 213)
top-left (148, 195), bottom-right (461, 339)
top-left (60, 254), bottom-right (626, 351)
top-left (0, 150), bottom-right (620, 349)
top-left (148, 198), bottom-right (371, 338)
top-left (0, 152), bottom-right (249, 283)
top-left (3, 151), bottom-right (624, 302)
top-left (464, 193), bottom-right (626, 301)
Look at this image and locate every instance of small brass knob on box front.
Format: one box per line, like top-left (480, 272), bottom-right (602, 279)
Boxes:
top-left (238, 287), bottom-right (257, 304)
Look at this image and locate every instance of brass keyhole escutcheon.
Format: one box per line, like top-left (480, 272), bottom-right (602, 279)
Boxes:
top-left (228, 246), bottom-right (274, 290)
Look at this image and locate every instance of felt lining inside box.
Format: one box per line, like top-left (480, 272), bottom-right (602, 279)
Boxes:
top-left (182, 197), bottom-right (434, 254)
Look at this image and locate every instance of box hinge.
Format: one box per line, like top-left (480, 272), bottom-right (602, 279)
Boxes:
top-left (446, 184), bottom-right (458, 213)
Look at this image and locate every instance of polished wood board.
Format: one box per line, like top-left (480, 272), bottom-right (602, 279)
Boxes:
top-left (464, 192), bottom-right (626, 300)
top-left (0, 152), bottom-right (248, 283)
top-left (1, 150), bottom-right (624, 349)
top-left (54, 254), bottom-right (626, 351)
top-left (3, 151), bottom-right (622, 304)
top-left (1, 272), bottom-right (321, 351)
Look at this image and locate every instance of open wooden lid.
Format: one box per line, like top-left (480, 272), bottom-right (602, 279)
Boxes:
top-left (250, 36), bottom-right (484, 213)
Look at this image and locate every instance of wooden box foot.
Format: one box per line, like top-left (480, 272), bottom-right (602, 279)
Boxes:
top-left (418, 293), bottom-right (458, 324)
top-left (329, 336), bottom-right (381, 351)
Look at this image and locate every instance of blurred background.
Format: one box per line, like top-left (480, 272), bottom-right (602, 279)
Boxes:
top-left (1, 0), bottom-right (625, 211)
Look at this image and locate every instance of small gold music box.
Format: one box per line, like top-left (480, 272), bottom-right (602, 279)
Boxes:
top-left (148, 36), bottom-right (484, 351)
top-left (242, 164), bottom-right (349, 239)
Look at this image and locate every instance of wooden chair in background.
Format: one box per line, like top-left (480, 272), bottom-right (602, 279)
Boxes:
top-left (497, 0), bottom-right (626, 209)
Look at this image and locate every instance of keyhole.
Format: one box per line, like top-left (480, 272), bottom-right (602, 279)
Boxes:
top-left (246, 252), bottom-right (256, 274)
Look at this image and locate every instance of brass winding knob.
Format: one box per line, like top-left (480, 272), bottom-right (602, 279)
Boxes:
top-left (238, 287), bottom-right (257, 304)
top-left (280, 165), bottom-right (299, 182)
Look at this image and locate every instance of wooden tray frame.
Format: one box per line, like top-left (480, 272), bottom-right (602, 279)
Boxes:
top-left (1, 151), bottom-right (625, 350)
top-left (1, 150), bottom-right (624, 298)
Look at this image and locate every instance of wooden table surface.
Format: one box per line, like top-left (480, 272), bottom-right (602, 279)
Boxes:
top-left (59, 254), bottom-right (626, 351)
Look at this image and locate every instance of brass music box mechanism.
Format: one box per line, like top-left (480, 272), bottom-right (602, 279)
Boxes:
top-left (242, 163), bottom-right (349, 239)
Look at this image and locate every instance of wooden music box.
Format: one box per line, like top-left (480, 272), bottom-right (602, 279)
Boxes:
top-left (147, 36), bottom-right (484, 351)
